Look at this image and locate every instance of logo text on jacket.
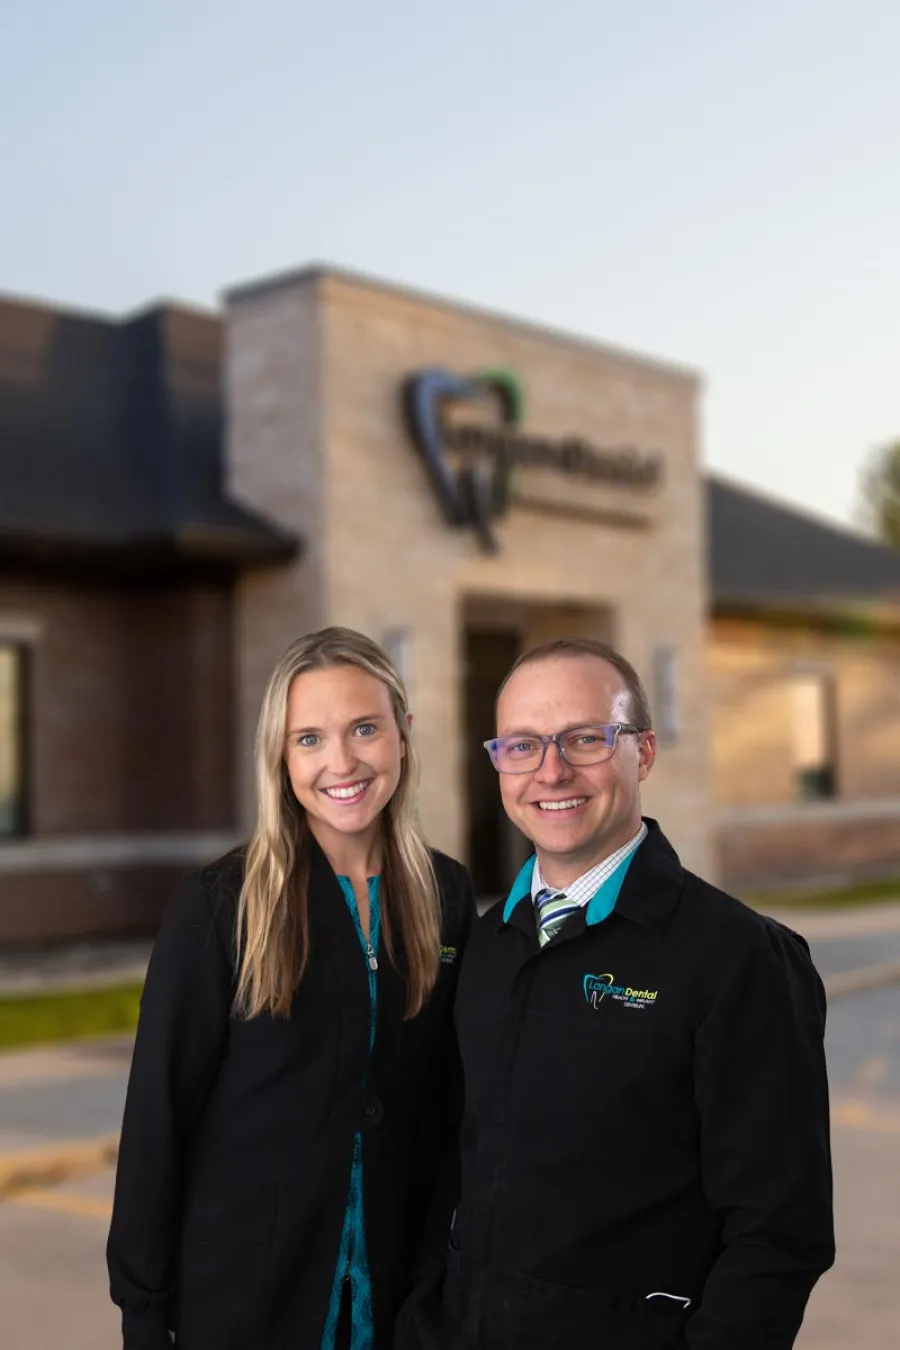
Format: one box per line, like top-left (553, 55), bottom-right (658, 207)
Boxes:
top-left (584, 973), bottom-right (658, 1011)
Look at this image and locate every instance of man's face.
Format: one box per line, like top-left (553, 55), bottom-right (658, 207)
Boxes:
top-left (495, 655), bottom-right (656, 883)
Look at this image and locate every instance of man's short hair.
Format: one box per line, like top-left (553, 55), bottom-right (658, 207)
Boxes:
top-left (497, 637), bottom-right (653, 730)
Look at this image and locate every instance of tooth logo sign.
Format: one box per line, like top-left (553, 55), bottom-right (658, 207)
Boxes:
top-left (402, 367), bottom-right (663, 553)
top-left (402, 368), bottom-right (523, 553)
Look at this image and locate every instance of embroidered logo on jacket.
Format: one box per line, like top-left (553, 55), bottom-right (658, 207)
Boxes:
top-left (584, 973), bottom-right (658, 1011)
top-left (440, 945), bottom-right (458, 965)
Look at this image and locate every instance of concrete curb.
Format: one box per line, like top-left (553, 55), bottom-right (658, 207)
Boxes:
top-left (0, 1132), bottom-right (119, 1201)
top-left (825, 961), bottom-right (900, 1000)
top-left (0, 966), bottom-right (148, 998)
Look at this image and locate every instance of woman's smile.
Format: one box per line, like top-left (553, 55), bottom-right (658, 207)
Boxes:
top-left (320, 778), bottom-right (374, 804)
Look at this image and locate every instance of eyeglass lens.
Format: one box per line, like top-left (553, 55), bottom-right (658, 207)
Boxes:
top-left (493, 726), bottom-right (618, 772)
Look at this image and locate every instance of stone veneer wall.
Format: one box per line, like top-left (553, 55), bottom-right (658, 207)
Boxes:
top-left (719, 816), bottom-right (900, 892)
top-left (225, 269), bottom-right (712, 879)
top-left (226, 283), bottom-right (326, 829)
top-left (710, 615), bottom-right (900, 807)
top-left (710, 614), bottom-right (900, 889)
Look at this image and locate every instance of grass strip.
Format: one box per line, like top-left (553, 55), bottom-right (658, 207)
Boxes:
top-left (0, 982), bottom-right (143, 1051)
top-left (745, 878), bottom-right (900, 910)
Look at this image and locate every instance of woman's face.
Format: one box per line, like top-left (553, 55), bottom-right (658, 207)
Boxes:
top-left (283, 664), bottom-right (406, 854)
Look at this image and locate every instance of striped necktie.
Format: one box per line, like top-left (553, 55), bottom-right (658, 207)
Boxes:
top-left (534, 887), bottom-right (579, 946)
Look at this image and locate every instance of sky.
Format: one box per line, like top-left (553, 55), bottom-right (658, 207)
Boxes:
top-left (3, 0), bottom-right (899, 532)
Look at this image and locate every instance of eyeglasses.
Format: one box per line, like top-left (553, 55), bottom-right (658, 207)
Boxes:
top-left (484, 723), bottom-right (647, 774)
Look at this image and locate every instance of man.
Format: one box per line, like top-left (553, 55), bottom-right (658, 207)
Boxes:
top-left (403, 637), bottom-right (834, 1350)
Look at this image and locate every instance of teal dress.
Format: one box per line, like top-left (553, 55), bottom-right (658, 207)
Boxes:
top-left (320, 876), bottom-right (381, 1350)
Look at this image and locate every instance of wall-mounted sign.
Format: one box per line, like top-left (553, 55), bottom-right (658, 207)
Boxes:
top-left (402, 367), bottom-right (663, 551)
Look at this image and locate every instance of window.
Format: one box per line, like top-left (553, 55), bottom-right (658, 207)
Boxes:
top-left (0, 644), bottom-right (26, 836)
top-left (381, 627), bottom-right (413, 691)
top-left (652, 645), bottom-right (680, 744)
top-left (791, 675), bottom-right (836, 801)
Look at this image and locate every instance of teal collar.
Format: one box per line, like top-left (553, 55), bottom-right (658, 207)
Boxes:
top-left (502, 857), bottom-right (536, 923)
top-left (502, 849), bottom-right (638, 929)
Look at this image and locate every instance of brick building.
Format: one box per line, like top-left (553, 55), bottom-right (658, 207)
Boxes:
top-left (1, 265), bottom-right (899, 942)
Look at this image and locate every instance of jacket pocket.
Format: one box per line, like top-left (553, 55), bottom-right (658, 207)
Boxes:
top-left (181, 1181), bottom-right (277, 1244)
top-left (482, 1266), bottom-right (690, 1350)
top-left (174, 1184), bottom-right (277, 1348)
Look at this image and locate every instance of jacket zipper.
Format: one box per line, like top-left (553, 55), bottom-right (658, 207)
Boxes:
top-left (343, 898), bottom-right (379, 1327)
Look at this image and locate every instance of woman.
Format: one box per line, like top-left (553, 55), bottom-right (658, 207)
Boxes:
top-left (107, 627), bottom-right (474, 1350)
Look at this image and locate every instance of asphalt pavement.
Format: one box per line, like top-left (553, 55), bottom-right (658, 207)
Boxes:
top-left (797, 980), bottom-right (900, 1350)
top-left (0, 1169), bottom-right (119, 1350)
top-left (0, 1037), bottom-right (132, 1156)
top-left (1, 902), bottom-right (900, 1348)
top-left (807, 930), bottom-right (900, 982)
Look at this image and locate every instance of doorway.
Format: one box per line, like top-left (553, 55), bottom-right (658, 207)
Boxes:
top-left (463, 628), bottom-right (521, 899)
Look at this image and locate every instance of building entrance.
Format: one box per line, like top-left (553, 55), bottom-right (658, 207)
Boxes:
top-left (464, 627), bottom-right (521, 899)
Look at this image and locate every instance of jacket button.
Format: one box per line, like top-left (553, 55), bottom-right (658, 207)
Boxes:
top-left (361, 1095), bottom-right (384, 1128)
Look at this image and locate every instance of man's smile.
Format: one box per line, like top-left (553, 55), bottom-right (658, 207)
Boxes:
top-left (532, 796), bottom-right (589, 814)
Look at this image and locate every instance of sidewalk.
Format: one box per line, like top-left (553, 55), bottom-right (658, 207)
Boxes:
top-left (759, 900), bottom-right (900, 999)
top-left (758, 899), bottom-right (900, 941)
top-left (0, 1036), bottom-right (131, 1197)
top-left (0, 941), bottom-right (151, 997)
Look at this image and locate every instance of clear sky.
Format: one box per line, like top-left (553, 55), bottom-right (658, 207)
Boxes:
top-left (3, 0), bottom-right (898, 531)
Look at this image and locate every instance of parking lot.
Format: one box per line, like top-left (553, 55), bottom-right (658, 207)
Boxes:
top-left (2, 917), bottom-right (900, 1348)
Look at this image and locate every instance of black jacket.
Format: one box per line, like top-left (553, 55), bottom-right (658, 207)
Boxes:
top-left (401, 819), bottom-right (834, 1350)
top-left (107, 841), bottom-right (474, 1350)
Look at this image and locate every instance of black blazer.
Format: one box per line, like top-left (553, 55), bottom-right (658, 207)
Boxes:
top-left (402, 820), bottom-right (834, 1350)
top-left (107, 841), bottom-right (474, 1350)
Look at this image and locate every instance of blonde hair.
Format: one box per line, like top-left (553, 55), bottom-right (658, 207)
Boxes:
top-left (235, 627), bottom-right (441, 1020)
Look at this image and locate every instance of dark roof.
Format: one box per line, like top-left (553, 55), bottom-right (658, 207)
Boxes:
top-left (708, 475), bottom-right (900, 612)
top-left (0, 295), bottom-right (298, 578)
top-left (4, 287), bottom-right (900, 612)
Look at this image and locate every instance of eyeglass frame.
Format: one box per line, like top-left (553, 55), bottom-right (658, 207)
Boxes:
top-left (483, 722), bottom-right (648, 775)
